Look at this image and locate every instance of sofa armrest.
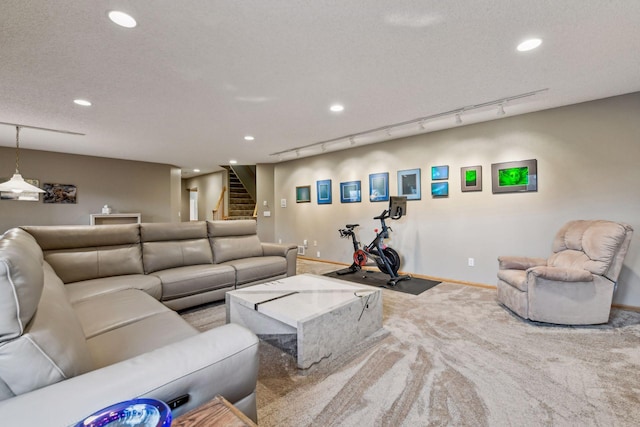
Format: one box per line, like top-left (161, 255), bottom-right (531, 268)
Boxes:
top-left (498, 256), bottom-right (547, 271)
top-left (261, 242), bottom-right (296, 257)
top-left (262, 242), bottom-right (298, 277)
top-left (527, 266), bottom-right (594, 282)
top-left (0, 323), bottom-right (259, 426)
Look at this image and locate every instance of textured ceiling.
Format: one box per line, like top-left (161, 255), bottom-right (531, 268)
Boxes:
top-left (1, 1), bottom-right (639, 177)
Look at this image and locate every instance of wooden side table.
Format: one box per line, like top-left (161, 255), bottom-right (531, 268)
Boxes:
top-left (172, 395), bottom-right (257, 427)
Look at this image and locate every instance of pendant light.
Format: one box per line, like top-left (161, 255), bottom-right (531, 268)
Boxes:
top-left (0, 126), bottom-right (45, 193)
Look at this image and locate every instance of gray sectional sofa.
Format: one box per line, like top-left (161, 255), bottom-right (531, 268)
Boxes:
top-left (0, 220), bottom-right (297, 426)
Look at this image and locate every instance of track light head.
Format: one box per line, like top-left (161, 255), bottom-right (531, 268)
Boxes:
top-left (349, 137), bottom-right (356, 146)
top-left (497, 103), bottom-right (506, 116)
top-left (455, 113), bottom-right (462, 125)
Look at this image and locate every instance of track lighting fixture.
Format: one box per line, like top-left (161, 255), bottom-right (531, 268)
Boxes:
top-left (320, 143), bottom-right (327, 152)
top-left (269, 88), bottom-right (548, 160)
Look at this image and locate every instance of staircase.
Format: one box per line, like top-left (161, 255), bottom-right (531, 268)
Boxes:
top-left (227, 168), bottom-right (256, 220)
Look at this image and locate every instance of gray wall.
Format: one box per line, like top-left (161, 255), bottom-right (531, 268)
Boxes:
top-left (181, 170), bottom-right (226, 221)
top-left (270, 93), bottom-right (640, 307)
top-left (256, 163), bottom-right (276, 242)
top-left (0, 149), bottom-right (179, 232)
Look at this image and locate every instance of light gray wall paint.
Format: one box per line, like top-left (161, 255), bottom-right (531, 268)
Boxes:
top-left (181, 171), bottom-right (226, 221)
top-left (273, 93), bottom-right (640, 307)
top-left (256, 163), bottom-right (276, 242)
top-left (0, 149), bottom-right (176, 232)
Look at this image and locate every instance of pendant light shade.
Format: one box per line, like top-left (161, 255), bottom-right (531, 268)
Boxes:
top-left (0, 126), bottom-right (45, 193)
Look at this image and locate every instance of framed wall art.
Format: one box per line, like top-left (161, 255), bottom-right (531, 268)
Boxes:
top-left (340, 180), bottom-right (361, 203)
top-left (296, 185), bottom-right (311, 203)
top-left (0, 178), bottom-right (40, 201)
top-left (316, 179), bottom-right (332, 204)
top-left (431, 182), bottom-right (449, 197)
top-left (491, 159), bottom-right (537, 194)
top-left (397, 168), bottom-right (421, 200)
top-left (43, 183), bottom-right (77, 204)
top-left (369, 172), bottom-right (389, 202)
top-left (460, 165), bottom-right (482, 192)
top-left (431, 165), bottom-right (449, 180)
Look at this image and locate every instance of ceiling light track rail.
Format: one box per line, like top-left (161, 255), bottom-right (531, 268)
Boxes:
top-left (0, 121), bottom-right (85, 136)
top-left (270, 88), bottom-right (548, 158)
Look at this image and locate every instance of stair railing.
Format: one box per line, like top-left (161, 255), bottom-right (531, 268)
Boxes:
top-left (212, 186), bottom-right (227, 220)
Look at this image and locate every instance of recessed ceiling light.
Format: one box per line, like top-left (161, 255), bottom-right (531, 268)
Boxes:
top-left (73, 99), bottom-right (92, 106)
top-left (330, 104), bottom-right (344, 112)
top-left (229, 160), bottom-right (238, 164)
top-left (517, 38), bottom-right (542, 52)
top-left (193, 169), bottom-right (200, 173)
top-left (244, 136), bottom-right (255, 141)
top-left (108, 11), bottom-right (137, 28)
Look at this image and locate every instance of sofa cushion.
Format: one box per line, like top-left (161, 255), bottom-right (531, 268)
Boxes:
top-left (211, 235), bottom-right (263, 264)
top-left (87, 311), bottom-right (199, 369)
top-left (44, 244), bottom-right (144, 284)
top-left (73, 289), bottom-right (171, 339)
top-left (151, 264), bottom-right (236, 302)
top-left (208, 220), bottom-right (264, 264)
top-left (0, 262), bottom-right (93, 398)
top-left (221, 256), bottom-right (287, 285)
top-left (22, 225), bottom-right (144, 284)
top-left (64, 274), bottom-right (163, 304)
top-left (141, 222), bottom-right (213, 273)
top-left (0, 229), bottom-right (44, 342)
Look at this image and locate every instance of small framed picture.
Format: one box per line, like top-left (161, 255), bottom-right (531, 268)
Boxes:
top-left (461, 165), bottom-right (482, 192)
top-left (369, 172), bottom-right (389, 202)
top-left (296, 185), bottom-right (311, 203)
top-left (431, 165), bottom-right (449, 180)
top-left (491, 159), bottom-right (537, 194)
top-left (431, 182), bottom-right (449, 197)
top-left (340, 180), bottom-right (361, 203)
top-left (316, 179), bottom-right (332, 204)
top-left (397, 168), bottom-right (421, 200)
top-left (43, 183), bottom-right (77, 204)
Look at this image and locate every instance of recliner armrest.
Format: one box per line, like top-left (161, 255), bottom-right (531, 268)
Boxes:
top-left (498, 256), bottom-right (547, 271)
top-left (527, 266), bottom-right (593, 282)
top-left (0, 323), bottom-right (259, 426)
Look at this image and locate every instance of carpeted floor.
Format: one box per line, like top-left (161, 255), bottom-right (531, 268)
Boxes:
top-left (180, 260), bottom-right (640, 426)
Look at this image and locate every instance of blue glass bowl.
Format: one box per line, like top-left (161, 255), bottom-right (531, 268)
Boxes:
top-left (75, 398), bottom-right (172, 427)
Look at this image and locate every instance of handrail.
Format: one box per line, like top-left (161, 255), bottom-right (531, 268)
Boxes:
top-left (253, 204), bottom-right (258, 218)
top-left (212, 186), bottom-right (227, 220)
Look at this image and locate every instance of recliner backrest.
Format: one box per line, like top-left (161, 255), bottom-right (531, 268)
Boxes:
top-left (0, 229), bottom-right (93, 400)
top-left (21, 224), bottom-right (143, 284)
top-left (549, 220), bottom-right (633, 280)
top-left (141, 222), bottom-right (213, 273)
top-left (207, 220), bottom-right (263, 264)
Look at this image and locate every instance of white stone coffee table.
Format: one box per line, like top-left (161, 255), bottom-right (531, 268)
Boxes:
top-left (226, 274), bottom-right (383, 370)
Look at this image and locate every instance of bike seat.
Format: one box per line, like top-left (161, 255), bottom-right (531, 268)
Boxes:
top-left (345, 223), bottom-right (359, 229)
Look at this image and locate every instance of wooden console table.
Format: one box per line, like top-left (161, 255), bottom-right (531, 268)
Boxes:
top-left (172, 395), bottom-right (257, 427)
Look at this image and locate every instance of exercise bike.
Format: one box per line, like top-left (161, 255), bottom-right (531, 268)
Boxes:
top-left (337, 196), bottom-right (411, 286)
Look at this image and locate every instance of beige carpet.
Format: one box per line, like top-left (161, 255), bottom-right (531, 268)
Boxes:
top-left (180, 261), bottom-right (640, 426)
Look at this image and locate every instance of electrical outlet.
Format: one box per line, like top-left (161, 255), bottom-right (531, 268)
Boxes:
top-left (468, 258), bottom-right (475, 267)
top-left (303, 239), bottom-right (308, 247)
top-left (316, 251), bottom-right (321, 258)
top-left (313, 240), bottom-right (317, 246)
top-left (278, 238), bottom-right (282, 244)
